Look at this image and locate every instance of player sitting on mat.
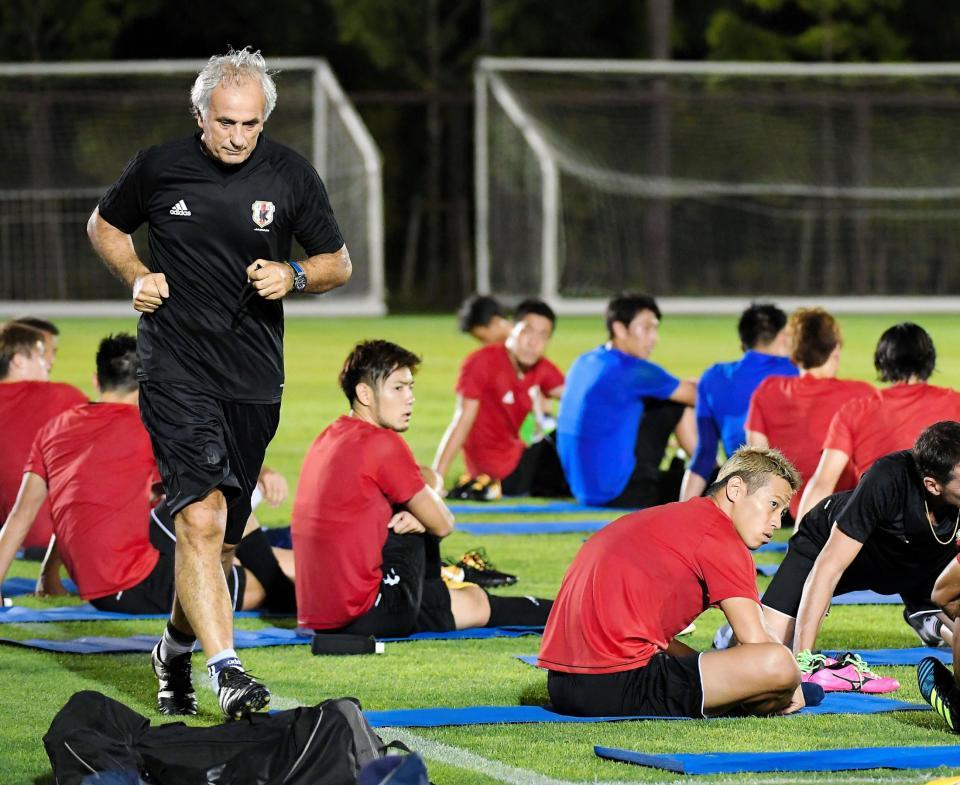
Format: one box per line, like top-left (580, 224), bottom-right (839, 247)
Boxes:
top-left (0, 335), bottom-right (295, 635)
top-left (719, 421), bottom-right (960, 693)
top-left (294, 339), bottom-right (553, 638)
top-left (538, 447), bottom-right (804, 718)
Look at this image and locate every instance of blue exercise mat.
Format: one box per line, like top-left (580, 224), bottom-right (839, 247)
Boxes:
top-left (832, 590), bottom-right (900, 605)
top-left (0, 624), bottom-right (543, 654)
top-left (447, 502), bottom-right (630, 515)
top-left (2, 576), bottom-right (77, 597)
top-left (457, 520), bottom-right (609, 535)
top-left (0, 604), bottom-right (267, 624)
top-left (594, 743), bottom-right (960, 775)
top-left (756, 541), bottom-right (788, 553)
top-left (364, 693), bottom-right (925, 728)
top-left (756, 564), bottom-right (778, 577)
top-left (822, 647), bottom-right (951, 666)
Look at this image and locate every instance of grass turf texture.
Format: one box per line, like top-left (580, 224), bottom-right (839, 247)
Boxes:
top-left (3, 313), bottom-right (960, 784)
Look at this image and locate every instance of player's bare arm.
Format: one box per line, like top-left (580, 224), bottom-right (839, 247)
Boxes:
top-left (796, 448), bottom-right (850, 523)
top-left (404, 485), bottom-right (454, 537)
top-left (247, 244), bottom-right (352, 300)
top-left (0, 472), bottom-right (49, 588)
top-left (36, 537), bottom-right (68, 596)
top-left (87, 208), bottom-right (169, 313)
top-left (792, 525), bottom-right (863, 653)
top-left (432, 396), bottom-right (480, 479)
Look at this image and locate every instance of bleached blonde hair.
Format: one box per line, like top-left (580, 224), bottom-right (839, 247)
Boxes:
top-left (710, 446), bottom-right (801, 496)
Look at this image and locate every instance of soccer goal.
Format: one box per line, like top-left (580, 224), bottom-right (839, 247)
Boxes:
top-left (0, 58), bottom-right (384, 316)
top-left (476, 58), bottom-right (960, 314)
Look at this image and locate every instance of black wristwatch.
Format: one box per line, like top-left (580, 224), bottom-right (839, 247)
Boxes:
top-left (287, 260), bottom-right (307, 292)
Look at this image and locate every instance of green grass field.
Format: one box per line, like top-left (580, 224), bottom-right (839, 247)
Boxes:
top-left (4, 313), bottom-right (960, 784)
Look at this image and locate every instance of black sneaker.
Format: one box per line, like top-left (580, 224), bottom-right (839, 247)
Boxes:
top-left (151, 641), bottom-right (197, 716)
top-left (214, 665), bottom-right (271, 719)
top-left (456, 548), bottom-right (517, 587)
top-left (918, 656), bottom-right (960, 732)
top-left (904, 608), bottom-right (947, 648)
top-left (448, 474), bottom-right (502, 501)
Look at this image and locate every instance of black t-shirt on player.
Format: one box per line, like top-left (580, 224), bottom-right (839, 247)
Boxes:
top-left (812, 451), bottom-right (958, 572)
top-left (98, 133), bottom-right (343, 403)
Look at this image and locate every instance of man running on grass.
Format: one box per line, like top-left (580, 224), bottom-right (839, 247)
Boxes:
top-left (538, 447), bottom-right (804, 718)
top-left (87, 48), bottom-right (350, 718)
top-left (294, 340), bottom-right (552, 638)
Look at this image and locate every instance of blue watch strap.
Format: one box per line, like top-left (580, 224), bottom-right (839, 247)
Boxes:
top-left (288, 260), bottom-right (304, 275)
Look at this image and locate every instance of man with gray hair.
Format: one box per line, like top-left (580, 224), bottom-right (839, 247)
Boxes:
top-left (87, 47), bottom-right (351, 718)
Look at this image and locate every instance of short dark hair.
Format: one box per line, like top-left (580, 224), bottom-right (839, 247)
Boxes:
top-left (738, 303), bottom-right (787, 350)
top-left (0, 321), bottom-right (45, 379)
top-left (790, 308), bottom-right (841, 369)
top-left (913, 421), bottom-right (960, 485)
top-left (605, 293), bottom-right (661, 338)
top-left (458, 295), bottom-right (506, 333)
top-left (12, 317), bottom-right (59, 336)
top-left (514, 298), bottom-right (556, 329)
top-left (96, 333), bottom-right (138, 393)
top-left (874, 322), bottom-right (936, 383)
top-left (339, 340), bottom-right (421, 407)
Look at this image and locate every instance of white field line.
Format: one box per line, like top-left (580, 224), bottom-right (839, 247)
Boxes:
top-left (377, 728), bottom-right (937, 785)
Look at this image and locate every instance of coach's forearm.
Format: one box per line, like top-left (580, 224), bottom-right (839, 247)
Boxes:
top-left (87, 208), bottom-right (150, 288)
top-left (299, 244), bottom-right (352, 294)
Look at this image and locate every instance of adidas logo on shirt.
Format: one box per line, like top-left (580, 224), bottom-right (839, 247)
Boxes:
top-left (502, 390), bottom-right (515, 405)
top-left (169, 200), bottom-right (192, 216)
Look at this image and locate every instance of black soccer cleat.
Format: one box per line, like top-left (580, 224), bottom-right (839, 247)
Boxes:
top-left (151, 641), bottom-right (198, 716)
top-left (214, 666), bottom-right (271, 719)
top-left (918, 656), bottom-right (960, 733)
top-left (456, 548), bottom-right (518, 587)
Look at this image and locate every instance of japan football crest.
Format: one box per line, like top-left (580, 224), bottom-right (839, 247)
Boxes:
top-left (251, 200), bottom-right (275, 229)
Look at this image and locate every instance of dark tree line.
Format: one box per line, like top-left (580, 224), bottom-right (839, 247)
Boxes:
top-left (2, 0), bottom-right (958, 308)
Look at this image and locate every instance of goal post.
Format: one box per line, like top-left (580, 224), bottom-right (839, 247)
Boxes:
top-left (0, 58), bottom-right (384, 317)
top-left (476, 58), bottom-right (960, 314)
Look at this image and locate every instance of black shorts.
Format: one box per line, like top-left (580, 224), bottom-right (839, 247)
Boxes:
top-left (89, 552), bottom-right (246, 614)
top-left (320, 532), bottom-right (455, 637)
top-left (501, 434), bottom-right (570, 498)
top-left (140, 381), bottom-right (280, 545)
top-left (762, 495), bottom-right (955, 617)
top-left (607, 399), bottom-right (686, 508)
top-left (546, 652), bottom-right (704, 718)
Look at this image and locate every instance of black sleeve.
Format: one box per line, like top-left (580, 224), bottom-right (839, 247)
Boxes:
top-left (833, 457), bottom-right (903, 544)
top-left (292, 166), bottom-right (344, 257)
top-left (98, 150), bottom-right (148, 234)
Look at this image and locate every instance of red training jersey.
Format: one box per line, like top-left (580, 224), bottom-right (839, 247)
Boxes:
top-left (456, 343), bottom-right (564, 479)
top-left (0, 381), bottom-right (87, 549)
top-left (24, 403), bottom-right (160, 600)
top-left (823, 383), bottom-right (960, 481)
top-left (537, 497), bottom-right (759, 674)
top-left (746, 375), bottom-right (874, 518)
top-left (292, 416), bottom-right (426, 630)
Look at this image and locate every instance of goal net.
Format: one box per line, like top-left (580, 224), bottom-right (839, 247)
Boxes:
top-left (476, 59), bottom-right (960, 313)
top-left (0, 59), bottom-right (383, 315)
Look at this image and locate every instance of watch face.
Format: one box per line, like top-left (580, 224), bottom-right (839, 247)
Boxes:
top-left (294, 272), bottom-right (307, 291)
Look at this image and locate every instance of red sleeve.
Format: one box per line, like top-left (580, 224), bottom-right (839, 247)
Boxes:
top-left (59, 384), bottom-right (88, 409)
top-left (455, 350), bottom-right (486, 400)
top-left (745, 379), bottom-right (769, 434)
top-left (373, 432), bottom-right (427, 505)
top-left (823, 400), bottom-right (857, 454)
top-left (698, 525), bottom-right (761, 607)
top-left (23, 423), bottom-right (52, 481)
top-left (536, 358), bottom-right (565, 393)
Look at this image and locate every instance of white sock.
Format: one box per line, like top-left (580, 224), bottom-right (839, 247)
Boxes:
top-left (158, 624), bottom-right (196, 662)
top-left (206, 648), bottom-right (242, 691)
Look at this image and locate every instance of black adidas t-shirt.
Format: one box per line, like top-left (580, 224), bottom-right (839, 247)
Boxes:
top-left (812, 451), bottom-right (958, 571)
top-left (98, 133), bottom-right (343, 403)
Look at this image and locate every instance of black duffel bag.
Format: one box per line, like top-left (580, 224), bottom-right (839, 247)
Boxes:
top-left (44, 690), bottom-right (400, 785)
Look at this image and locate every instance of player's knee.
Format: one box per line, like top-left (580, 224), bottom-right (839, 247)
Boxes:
top-left (756, 643), bottom-right (800, 692)
top-left (176, 507), bottom-right (226, 545)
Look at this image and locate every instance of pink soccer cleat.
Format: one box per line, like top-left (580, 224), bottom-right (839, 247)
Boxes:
top-left (800, 651), bottom-right (899, 694)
